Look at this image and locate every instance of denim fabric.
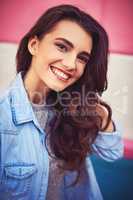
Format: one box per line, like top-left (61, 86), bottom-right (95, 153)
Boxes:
top-left (0, 72), bottom-right (124, 200)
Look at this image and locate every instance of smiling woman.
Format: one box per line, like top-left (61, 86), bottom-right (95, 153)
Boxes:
top-left (0, 4), bottom-right (123, 200)
top-left (24, 20), bottom-right (92, 96)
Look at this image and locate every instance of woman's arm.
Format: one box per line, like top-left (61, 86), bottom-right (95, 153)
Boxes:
top-left (91, 104), bottom-right (124, 161)
top-left (96, 103), bottom-right (115, 133)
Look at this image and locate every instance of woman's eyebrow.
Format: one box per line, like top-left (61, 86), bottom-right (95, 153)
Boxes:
top-left (55, 37), bottom-right (91, 57)
top-left (55, 37), bottom-right (74, 48)
top-left (79, 51), bottom-right (91, 58)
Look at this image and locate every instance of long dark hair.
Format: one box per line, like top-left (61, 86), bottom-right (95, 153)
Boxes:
top-left (16, 4), bottom-right (112, 185)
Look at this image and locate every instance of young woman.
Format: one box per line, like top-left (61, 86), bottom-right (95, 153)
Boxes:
top-left (0, 4), bottom-right (123, 200)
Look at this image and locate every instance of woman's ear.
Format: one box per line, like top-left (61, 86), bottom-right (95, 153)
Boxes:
top-left (28, 36), bottom-right (39, 55)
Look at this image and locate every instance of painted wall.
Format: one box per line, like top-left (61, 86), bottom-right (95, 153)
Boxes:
top-left (0, 0), bottom-right (133, 54)
top-left (0, 43), bottom-right (133, 140)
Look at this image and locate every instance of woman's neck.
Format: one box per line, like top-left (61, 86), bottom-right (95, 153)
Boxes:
top-left (23, 68), bottom-right (50, 105)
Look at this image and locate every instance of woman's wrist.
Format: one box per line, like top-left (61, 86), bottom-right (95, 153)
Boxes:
top-left (101, 119), bottom-right (115, 132)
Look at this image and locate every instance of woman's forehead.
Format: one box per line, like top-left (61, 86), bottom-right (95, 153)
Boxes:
top-left (45, 20), bottom-right (93, 52)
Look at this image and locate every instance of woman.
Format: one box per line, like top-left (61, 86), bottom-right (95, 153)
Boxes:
top-left (0, 4), bottom-right (123, 200)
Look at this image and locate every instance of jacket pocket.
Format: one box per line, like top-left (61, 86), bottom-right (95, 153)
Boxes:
top-left (1, 163), bottom-right (37, 200)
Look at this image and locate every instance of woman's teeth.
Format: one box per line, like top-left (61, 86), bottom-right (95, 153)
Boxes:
top-left (50, 66), bottom-right (69, 80)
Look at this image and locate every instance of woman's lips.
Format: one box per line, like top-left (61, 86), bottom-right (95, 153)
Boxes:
top-left (50, 66), bottom-right (72, 81)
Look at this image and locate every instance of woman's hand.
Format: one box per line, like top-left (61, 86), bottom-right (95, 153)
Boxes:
top-left (96, 103), bottom-right (115, 133)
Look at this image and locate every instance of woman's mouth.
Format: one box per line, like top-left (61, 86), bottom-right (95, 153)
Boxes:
top-left (50, 66), bottom-right (71, 81)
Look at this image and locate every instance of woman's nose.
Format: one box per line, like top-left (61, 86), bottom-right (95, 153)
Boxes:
top-left (62, 54), bottom-right (77, 71)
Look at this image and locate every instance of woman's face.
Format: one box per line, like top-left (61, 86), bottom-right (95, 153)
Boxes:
top-left (28, 20), bottom-right (93, 92)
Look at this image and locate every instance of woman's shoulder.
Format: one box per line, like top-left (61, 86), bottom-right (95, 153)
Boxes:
top-left (0, 82), bottom-right (13, 106)
top-left (0, 87), bottom-right (14, 130)
top-left (0, 86), bottom-right (11, 103)
top-left (0, 73), bottom-right (19, 115)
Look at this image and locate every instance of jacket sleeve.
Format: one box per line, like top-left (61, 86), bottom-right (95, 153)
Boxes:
top-left (0, 132), bottom-right (2, 182)
top-left (91, 120), bottom-right (124, 162)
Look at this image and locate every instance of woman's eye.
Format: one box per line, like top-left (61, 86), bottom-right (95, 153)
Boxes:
top-left (55, 43), bottom-right (68, 52)
top-left (78, 56), bottom-right (89, 64)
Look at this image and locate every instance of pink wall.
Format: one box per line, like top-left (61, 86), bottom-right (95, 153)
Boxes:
top-left (0, 0), bottom-right (133, 55)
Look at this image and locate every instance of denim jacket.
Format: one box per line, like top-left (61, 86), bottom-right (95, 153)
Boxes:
top-left (0, 72), bottom-right (124, 200)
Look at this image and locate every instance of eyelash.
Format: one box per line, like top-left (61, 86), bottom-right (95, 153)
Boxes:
top-left (55, 43), bottom-right (68, 52)
top-left (55, 42), bottom-right (89, 64)
top-left (78, 56), bottom-right (89, 64)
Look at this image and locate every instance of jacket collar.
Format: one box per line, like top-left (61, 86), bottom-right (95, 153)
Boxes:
top-left (10, 72), bottom-right (35, 125)
top-left (10, 72), bottom-right (59, 135)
